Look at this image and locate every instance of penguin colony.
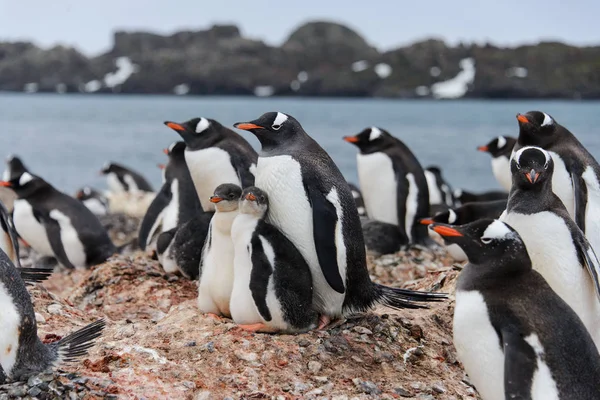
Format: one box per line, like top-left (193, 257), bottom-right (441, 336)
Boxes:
top-left (1, 108), bottom-right (600, 398)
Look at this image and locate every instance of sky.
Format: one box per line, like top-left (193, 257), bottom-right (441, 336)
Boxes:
top-left (1, 0), bottom-right (599, 56)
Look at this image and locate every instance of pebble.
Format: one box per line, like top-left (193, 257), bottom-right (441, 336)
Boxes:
top-left (313, 376), bottom-right (328, 383)
top-left (294, 382), bottom-right (310, 393)
top-left (394, 387), bottom-right (413, 397)
top-left (359, 381), bottom-right (381, 395)
top-left (27, 386), bottom-right (42, 396)
top-left (235, 351), bottom-right (258, 362)
top-left (195, 391), bottom-right (212, 400)
top-left (307, 360), bottom-right (322, 373)
top-left (47, 303), bottom-right (63, 315)
top-left (417, 395), bottom-right (435, 400)
top-left (185, 341), bottom-right (197, 347)
top-left (34, 312), bottom-right (46, 324)
top-left (353, 326), bottom-right (373, 335)
top-left (27, 376), bottom-right (43, 386)
top-left (204, 341), bottom-right (215, 352)
top-left (7, 386), bottom-right (27, 397)
top-left (297, 338), bottom-right (312, 347)
top-left (432, 383), bottom-right (446, 394)
top-left (332, 396), bottom-right (349, 400)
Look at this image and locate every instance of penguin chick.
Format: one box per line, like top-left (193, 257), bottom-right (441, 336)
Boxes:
top-left (230, 187), bottom-right (318, 333)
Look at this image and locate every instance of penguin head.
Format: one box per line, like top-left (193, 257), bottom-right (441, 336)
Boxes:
top-left (419, 208), bottom-right (460, 226)
top-left (516, 111), bottom-right (557, 144)
top-left (343, 127), bottom-right (394, 153)
top-left (0, 172), bottom-right (45, 197)
top-left (234, 112), bottom-right (301, 148)
top-left (75, 186), bottom-right (96, 200)
top-left (164, 141), bottom-right (186, 157)
top-left (511, 146), bottom-right (553, 188)
top-left (164, 118), bottom-right (217, 150)
top-left (240, 186), bottom-right (269, 217)
top-left (100, 162), bottom-right (126, 175)
top-left (3, 155), bottom-right (29, 182)
top-left (477, 136), bottom-right (515, 157)
top-left (210, 183), bottom-right (242, 212)
top-left (428, 219), bottom-right (526, 265)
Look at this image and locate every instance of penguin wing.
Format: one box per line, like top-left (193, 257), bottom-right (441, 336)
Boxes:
top-left (138, 185), bottom-right (172, 250)
top-left (249, 235), bottom-right (273, 322)
top-left (572, 173), bottom-right (588, 232)
top-left (306, 184), bottom-right (345, 294)
top-left (34, 209), bottom-right (77, 270)
top-left (502, 328), bottom-right (537, 398)
top-left (0, 201), bottom-right (22, 269)
top-left (574, 234), bottom-right (600, 302)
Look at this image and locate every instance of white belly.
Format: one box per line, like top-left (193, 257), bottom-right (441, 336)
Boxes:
top-left (230, 214), bottom-right (262, 325)
top-left (185, 148), bottom-right (241, 211)
top-left (198, 211), bottom-right (237, 316)
top-left (106, 173), bottom-right (125, 194)
top-left (453, 290), bottom-right (505, 400)
top-left (0, 281), bottom-right (22, 376)
top-left (425, 170), bottom-right (442, 205)
top-left (162, 179), bottom-right (180, 232)
top-left (549, 152), bottom-right (575, 217)
top-left (357, 153), bottom-right (398, 226)
top-left (123, 174), bottom-right (140, 194)
top-left (491, 156), bottom-right (511, 192)
top-left (501, 211), bottom-right (600, 344)
top-left (13, 200), bottom-right (53, 257)
top-left (255, 155), bottom-right (345, 316)
top-left (49, 210), bottom-right (87, 269)
top-left (404, 173), bottom-right (419, 242)
top-left (582, 166), bottom-right (600, 257)
top-left (82, 198), bottom-right (107, 216)
top-left (158, 239), bottom-right (177, 274)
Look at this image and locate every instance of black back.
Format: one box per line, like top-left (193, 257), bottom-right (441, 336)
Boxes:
top-left (170, 211), bottom-right (214, 279)
top-left (101, 162), bottom-right (154, 192)
top-left (430, 200), bottom-right (507, 225)
top-left (454, 189), bottom-right (508, 204)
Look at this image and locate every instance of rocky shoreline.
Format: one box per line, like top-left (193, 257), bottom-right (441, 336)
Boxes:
top-left (1, 21), bottom-right (598, 99)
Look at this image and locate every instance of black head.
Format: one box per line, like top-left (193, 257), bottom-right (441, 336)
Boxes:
top-left (240, 186), bottom-right (269, 217)
top-left (0, 171), bottom-right (47, 198)
top-left (100, 162), bottom-right (128, 175)
top-left (477, 136), bottom-right (516, 157)
top-left (428, 219), bottom-right (528, 267)
top-left (156, 229), bottom-right (176, 255)
top-left (425, 166), bottom-right (442, 176)
top-left (209, 183), bottom-right (242, 212)
top-left (75, 186), bottom-right (101, 200)
top-left (234, 112), bottom-right (303, 149)
top-left (163, 141), bottom-right (186, 157)
top-left (3, 155), bottom-right (29, 182)
top-left (511, 146), bottom-right (553, 189)
top-left (343, 127), bottom-right (395, 153)
top-left (419, 208), bottom-right (460, 226)
top-left (164, 117), bottom-right (220, 150)
top-left (516, 111), bottom-right (558, 147)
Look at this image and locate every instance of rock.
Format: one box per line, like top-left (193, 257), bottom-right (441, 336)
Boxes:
top-left (394, 387), bottom-right (413, 397)
top-left (358, 380), bottom-right (382, 395)
top-left (307, 361), bottom-right (322, 373)
top-left (35, 312), bottom-right (46, 324)
top-left (7, 385), bottom-right (27, 397)
top-left (352, 326), bottom-right (373, 335)
top-left (195, 391), bottom-right (212, 400)
top-left (234, 351), bottom-right (258, 362)
top-left (27, 386), bottom-right (42, 396)
top-left (27, 376), bottom-right (43, 386)
top-left (47, 303), bottom-right (63, 315)
top-left (432, 383), bottom-right (446, 393)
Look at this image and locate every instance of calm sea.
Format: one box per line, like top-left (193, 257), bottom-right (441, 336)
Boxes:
top-left (1, 93), bottom-right (599, 195)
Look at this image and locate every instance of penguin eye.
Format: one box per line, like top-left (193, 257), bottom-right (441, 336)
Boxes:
top-left (271, 124), bottom-right (281, 131)
top-left (481, 238), bottom-right (492, 244)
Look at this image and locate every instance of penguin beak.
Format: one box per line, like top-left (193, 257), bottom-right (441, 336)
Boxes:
top-left (245, 193), bottom-right (256, 201)
top-left (525, 169), bottom-right (539, 183)
top-left (163, 148), bottom-right (169, 155)
top-left (477, 145), bottom-right (488, 152)
top-left (210, 196), bottom-right (223, 203)
top-left (234, 122), bottom-right (263, 131)
top-left (164, 121), bottom-right (185, 132)
top-left (158, 164), bottom-right (165, 170)
top-left (75, 190), bottom-right (84, 199)
top-left (516, 114), bottom-right (530, 124)
top-left (343, 136), bottom-right (359, 143)
top-left (430, 223), bottom-right (463, 237)
top-left (419, 218), bottom-right (434, 225)
top-left (0, 181), bottom-right (12, 188)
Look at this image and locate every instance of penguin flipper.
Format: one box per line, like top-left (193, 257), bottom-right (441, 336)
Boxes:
top-left (306, 185), bottom-right (345, 294)
top-left (574, 234), bottom-right (600, 302)
top-left (502, 329), bottom-right (537, 398)
top-left (138, 185), bottom-right (172, 250)
top-left (36, 211), bottom-right (77, 270)
top-left (572, 173), bottom-right (588, 232)
top-left (249, 235), bottom-right (273, 322)
top-left (0, 201), bottom-right (22, 269)
top-left (237, 165), bottom-right (256, 189)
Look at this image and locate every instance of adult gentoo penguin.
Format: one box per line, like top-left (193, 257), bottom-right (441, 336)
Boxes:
top-left (164, 117), bottom-right (258, 211)
top-left (430, 218), bottom-right (600, 400)
top-left (514, 110), bottom-right (600, 255)
top-left (500, 146), bottom-right (600, 345)
top-left (0, 172), bottom-right (116, 269)
top-left (424, 166), bottom-right (455, 208)
top-left (234, 112), bottom-right (446, 326)
top-left (343, 127), bottom-right (431, 247)
top-left (0, 246), bottom-right (105, 382)
top-left (477, 135), bottom-right (517, 192)
top-left (230, 187), bottom-right (317, 333)
top-left (139, 142), bottom-right (203, 252)
top-left (197, 184), bottom-right (242, 317)
top-left (100, 162), bottom-right (153, 194)
top-left (75, 187), bottom-right (109, 216)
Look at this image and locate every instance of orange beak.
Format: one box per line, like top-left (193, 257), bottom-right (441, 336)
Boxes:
top-left (245, 192), bottom-right (256, 201)
top-left (525, 170), bottom-right (539, 184)
top-left (419, 218), bottom-right (434, 225)
top-left (234, 123), bottom-right (263, 131)
top-left (163, 148), bottom-right (169, 155)
top-left (0, 181), bottom-right (12, 188)
top-left (343, 136), bottom-right (359, 143)
top-left (477, 145), bottom-right (489, 152)
top-left (165, 122), bottom-right (185, 131)
top-left (75, 190), bottom-right (84, 199)
top-left (517, 114), bottom-right (529, 124)
top-left (158, 164), bottom-right (165, 170)
top-left (432, 225), bottom-right (463, 237)
top-left (209, 196), bottom-right (223, 203)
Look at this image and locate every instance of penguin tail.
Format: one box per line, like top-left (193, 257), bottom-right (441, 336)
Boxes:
top-left (52, 319), bottom-right (106, 364)
top-left (20, 267), bottom-right (54, 285)
top-left (374, 284), bottom-right (448, 311)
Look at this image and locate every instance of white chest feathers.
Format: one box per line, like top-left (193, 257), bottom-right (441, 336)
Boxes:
top-left (13, 200), bottom-right (53, 257)
top-left (0, 281), bottom-right (21, 376)
top-left (106, 172), bottom-right (125, 194)
top-left (82, 198), bottom-right (107, 216)
top-left (356, 152), bottom-right (398, 226)
top-left (49, 209), bottom-right (87, 269)
top-left (425, 170), bottom-right (443, 205)
top-left (548, 152), bottom-right (574, 217)
top-left (491, 156), bottom-right (512, 192)
top-left (161, 179), bottom-right (180, 232)
top-left (185, 148), bottom-right (241, 211)
top-left (197, 210), bottom-right (238, 317)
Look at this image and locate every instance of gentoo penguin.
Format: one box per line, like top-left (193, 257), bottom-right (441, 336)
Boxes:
top-left (75, 187), bottom-right (109, 216)
top-left (514, 111), bottom-right (600, 256)
top-left (139, 142), bottom-right (203, 252)
top-left (164, 117), bottom-right (258, 211)
top-left (500, 146), bottom-right (600, 345)
top-left (477, 135), bottom-right (517, 192)
top-left (230, 187), bottom-right (318, 333)
top-left (347, 183), bottom-right (367, 217)
top-left (343, 127), bottom-right (432, 247)
top-left (0, 172), bottom-right (116, 269)
top-left (420, 199), bottom-right (507, 262)
top-left (453, 188), bottom-right (507, 205)
top-left (0, 247), bottom-right (105, 382)
top-left (430, 218), bottom-right (600, 400)
top-left (100, 162), bottom-right (153, 194)
top-left (360, 219), bottom-right (403, 256)
top-left (234, 112), bottom-right (446, 326)
top-left (156, 211), bottom-right (214, 279)
top-left (197, 184), bottom-right (242, 317)
top-left (424, 166), bottom-right (455, 207)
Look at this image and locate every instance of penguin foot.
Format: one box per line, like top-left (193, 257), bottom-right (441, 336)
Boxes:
top-left (317, 314), bottom-right (331, 330)
top-left (237, 323), bottom-right (279, 333)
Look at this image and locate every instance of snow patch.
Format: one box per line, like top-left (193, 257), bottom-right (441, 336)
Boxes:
top-left (173, 84), bottom-right (190, 95)
top-left (506, 67), bottom-right (528, 78)
top-left (430, 66), bottom-right (441, 77)
top-left (351, 60), bottom-right (369, 72)
top-left (374, 63), bottom-right (392, 79)
top-left (254, 85), bottom-right (275, 97)
top-left (84, 80), bottom-right (102, 93)
top-left (431, 58), bottom-right (475, 99)
top-left (23, 83), bottom-right (38, 93)
top-left (297, 71), bottom-right (309, 82)
top-left (415, 86), bottom-right (430, 96)
top-left (104, 57), bottom-right (138, 88)
top-left (55, 83), bottom-right (67, 94)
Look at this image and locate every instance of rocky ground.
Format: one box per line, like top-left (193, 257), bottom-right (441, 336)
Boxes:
top-left (0, 215), bottom-right (477, 400)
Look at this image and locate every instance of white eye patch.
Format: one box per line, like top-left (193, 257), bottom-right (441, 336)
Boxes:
top-left (513, 146), bottom-right (551, 166)
top-left (168, 142), bottom-right (177, 152)
top-left (272, 112), bottom-right (288, 129)
top-left (496, 136), bottom-right (506, 149)
top-left (369, 127), bottom-right (382, 141)
top-left (195, 118), bottom-right (210, 133)
top-left (541, 113), bottom-right (553, 127)
top-left (19, 172), bottom-right (33, 186)
top-left (448, 209), bottom-right (457, 224)
top-left (481, 220), bottom-right (512, 241)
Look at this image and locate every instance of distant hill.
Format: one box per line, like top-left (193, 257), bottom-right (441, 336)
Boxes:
top-left (1, 21), bottom-right (599, 99)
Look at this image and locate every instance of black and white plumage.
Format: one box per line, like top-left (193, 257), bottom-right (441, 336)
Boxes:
top-left (139, 142), bottom-right (203, 253)
top-left (360, 219), bottom-right (404, 256)
top-left (453, 188), bottom-right (507, 205)
top-left (230, 187), bottom-right (317, 333)
top-left (500, 146), bottom-right (600, 346)
top-left (100, 162), bottom-right (153, 194)
top-left (430, 218), bottom-right (600, 400)
top-left (234, 112), bottom-right (446, 325)
top-left (514, 111), bottom-right (600, 257)
top-left (75, 187), bottom-right (109, 216)
top-left (424, 166), bottom-right (456, 208)
top-left (347, 183), bottom-right (367, 217)
top-left (477, 135), bottom-right (517, 192)
top-left (164, 117), bottom-right (258, 212)
top-left (343, 127), bottom-right (432, 247)
top-left (0, 171), bottom-right (116, 269)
